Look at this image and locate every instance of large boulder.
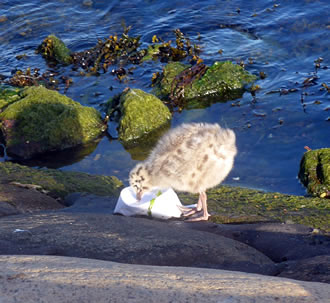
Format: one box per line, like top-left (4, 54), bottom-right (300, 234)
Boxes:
top-left (0, 212), bottom-right (275, 275)
top-left (0, 86), bottom-right (105, 159)
top-left (0, 255), bottom-right (329, 303)
top-left (298, 148), bottom-right (330, 198)
top-left (117, 88), bottom-right (171, 147)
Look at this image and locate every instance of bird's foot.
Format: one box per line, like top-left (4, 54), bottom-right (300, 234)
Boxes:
top-left (178, 205), bottom-right (201, 217)
top-left (184, 212), bottom-right (210, 222)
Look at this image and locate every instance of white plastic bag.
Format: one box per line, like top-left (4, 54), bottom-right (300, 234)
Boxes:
top-left (114, 186), bottom-right (189, 219)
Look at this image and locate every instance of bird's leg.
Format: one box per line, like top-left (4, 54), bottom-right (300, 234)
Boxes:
top-left (185, 191), bottom-right (210, 222)
top-left (179, 194), bottom-right (203, 217)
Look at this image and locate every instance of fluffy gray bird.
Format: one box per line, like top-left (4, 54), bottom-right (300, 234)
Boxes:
top-left (129, 122), bottom-right (237, 221)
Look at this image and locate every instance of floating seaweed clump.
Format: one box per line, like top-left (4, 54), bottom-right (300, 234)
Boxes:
top-left (143, 29), bottom-right (202, 63)
top-left (37, 27), bottom-right (202, 79)
top-left (6, 68), bottom-right (72, 91)
top-left (71, 26), bottom-right (144, 77)
top-left (5, 27), bottom-right (204, 91)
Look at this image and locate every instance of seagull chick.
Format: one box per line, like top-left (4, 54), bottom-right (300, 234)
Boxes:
top-left (129, 122), bottom-right (237, 221)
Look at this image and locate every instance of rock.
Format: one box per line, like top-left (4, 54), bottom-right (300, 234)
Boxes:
top-left (298, 148), bottom-right (330, 198)
top-left (0, 161), bottom-right (123, 199)
top-left (175, 221), bottom-right (330, 283)
top-left (0, 255), bottom-right (329, 303)
top-left (178, 222), bottom-right (330, 262)
top-left (0, 212), bottom-right (276, 275)
top-left (0, 183), bottom-right (63, 216)
top-left (0, 201), bottom-right (19, 217)
top-left (0, 86), bottom-right (105, 159)
top-left (154, 61), bottom-right (256, 108)
top-left (63, 192), bottom-right (118, 213)
top-left (278, 255), bottom-right (330, 283)
top-left (117, 88), bottom-right (171, 147)
top-left (179, 185), bottom-right (330, 232)
top-left (37, 35), bottom-right (72, 65)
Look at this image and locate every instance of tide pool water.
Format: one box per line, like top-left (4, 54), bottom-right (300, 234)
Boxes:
top-left (0, 0), bottom-right (329, 196)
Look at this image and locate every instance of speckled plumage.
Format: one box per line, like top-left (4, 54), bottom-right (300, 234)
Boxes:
top-left (129, 122), bottom-right (237, 220)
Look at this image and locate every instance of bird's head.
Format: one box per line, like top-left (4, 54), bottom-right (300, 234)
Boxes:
top-left (129, 163), bottom-right (152, 200)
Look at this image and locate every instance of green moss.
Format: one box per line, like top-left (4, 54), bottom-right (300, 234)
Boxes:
top-left (0, 161), bottom-right (123, 199)
top-left (299, 148), bottom-right (330, 198)
top-left (0, 85), bottom-right (22, 111)
top-left (0, 86), bottom-right (104, 159)
top-left (118, 89), bottom-right (171, 146)
top-left (179, 185), bottom-right (330, 232)
top-left (37, 35), bottom-right (72, 65)
top-left (186, 61), bottom-right (257, 99)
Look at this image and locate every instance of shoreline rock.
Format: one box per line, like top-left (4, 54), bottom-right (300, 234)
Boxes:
top-left (0, 162), bottom-right (329, 284)
top-left (0, 161), bottom-right (123, 200)
top-left (0, 212), bottom-right (276, 276)
top-left (0, 255), bottom-right (329, 303)
top-left (179, 186), bottom-right (330, 232)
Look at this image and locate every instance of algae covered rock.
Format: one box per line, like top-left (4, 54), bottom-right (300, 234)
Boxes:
top-left (187, 61), bottom-right (256, 99)
top-left (154, 61), bottom-right (256, 108)
top-left (37, 35), bottom-right (72, 65)
top-left (179, 185), bottom-right (330, 232)
top-left (299, 148), bottom-right (330, 198)
top-left (0, 86), bottom-right (105, 159)
top-left (0, 161), bottom-right (123, 199)
top-left (117, 88), bottom-right (171, 147)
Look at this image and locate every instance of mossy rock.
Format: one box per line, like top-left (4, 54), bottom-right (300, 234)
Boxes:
top-left (154, 61), bottom-right (256, 108)
top-left (0, 85), bottom-right (22, 111)
top-left (179, 185), bottom-right (330, 232)
top-left (299, 148), bottom-right (330, 198)
top-left (0, 161), bottom-right (123, 199)
top-left (153, 62), bottom-right (189, 97)
top-left (37, 34), bottom-right (72, 65)
top-left (0, 86), bottom-right (105, 159)
top-left (118, 89), bottom-right (171, 147)
top-left (187, 61), bottom-right (256, 99)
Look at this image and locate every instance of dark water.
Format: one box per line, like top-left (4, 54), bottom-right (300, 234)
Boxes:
top-left (0, 0), bottom-right (329, 195)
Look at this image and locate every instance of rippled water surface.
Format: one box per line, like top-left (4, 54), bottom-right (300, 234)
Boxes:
top-left (0, 0), bottom-right (329, 195)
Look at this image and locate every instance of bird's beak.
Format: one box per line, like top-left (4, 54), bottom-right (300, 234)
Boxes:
top-left (136, 190), bottom-right (143, 201)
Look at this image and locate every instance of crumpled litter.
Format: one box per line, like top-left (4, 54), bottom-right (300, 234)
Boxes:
top-left (114, 186), bottom-right (194, 219)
